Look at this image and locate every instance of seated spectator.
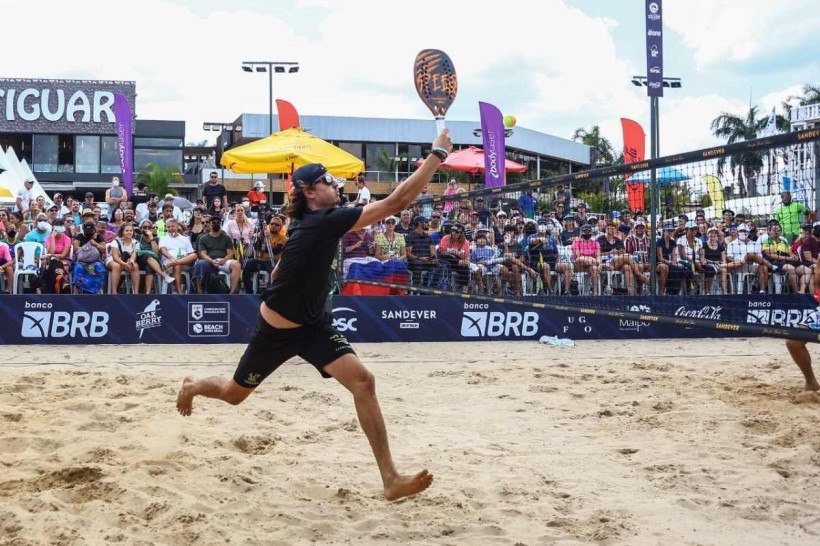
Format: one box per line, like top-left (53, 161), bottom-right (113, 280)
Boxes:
top-left (374, 216), bottom-right (407, 262)
top-left (242, 215), bottom-right (288, 294)
top-left (135, 219), bottom-right (175, 293)
top-left (23, 213), bottom-right (51, 247)
top-left (700, 227), bottom-right (729, 294)
top-left (0, 239), bottom-right (14, 293)
top-left (342, 224), bottom-right (374, 260)
top-left (225, 203), bottom-right (255, 263)
top-left (598, 222), bottom-right (634, 295)
top-left (469, 230), bottom-right (506, 295)
top-left (161, 193), bottom-right (183, 221)
top-left (395, 210), bottom-right (414, 237)
top-left (40, 218), bottom-right (72, 294)
top-left (192, 216), bottom-right (241, 294)
top-left (657, 222), bottom-right (691, 295)
top-left (108, 223), bottom-right (142, 294)
top-left (725, 223), bottom-right (771, 293)
top-left (762, 223), bottom-right (800, 293)
top-left (498, 224), bottom-right (536, 296)
top-left (618, 210), bottom-right (634, 238)
top-left (676, 220), bottom-right (703, 291)
top-left (108, 208), bottom-right (125, 240)
top-left (72, 218), bottom-right (107, 294)
top-left (571, 224), bottom-right (601, 295)
top-left (526, 221), bottom-right (563, 294)
top-left (559, 216), bottom-right (579, 246)
top-left (799, 222), bottom-right (820, 293)
top-left (159, 218), bottom-right (197, 294)
top-left (155, 203), bottom-right (176, 238)
top-left (437, 223), bottom-right (471, 292)
top-left (405, 216), bottom-right (436, 285)
top-left (208, 196), bottom-right (228, 222)
top-left (624, 221), bottom-right (652, 294)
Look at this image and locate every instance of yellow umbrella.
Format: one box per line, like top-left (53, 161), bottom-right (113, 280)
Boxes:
top-left (220, 127), bottom-right (364, 178)
top-left (0, 187), bottom-right (13, 199)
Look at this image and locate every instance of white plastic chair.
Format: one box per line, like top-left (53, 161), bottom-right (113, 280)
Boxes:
top-left (13, 242), bottom-right (44, 294)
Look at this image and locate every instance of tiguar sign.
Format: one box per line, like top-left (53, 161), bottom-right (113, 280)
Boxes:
top-left (0, 78), bottom-right (135, 135)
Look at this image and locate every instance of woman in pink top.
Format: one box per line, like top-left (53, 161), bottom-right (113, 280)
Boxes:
top-left (0, 241), bottom-right (13, 292)
top-left (41, 218), bottom-right (72, 293)
top-left (226, 204), bottom-right (254, 261)
top-left (570, 224), bottom-right (602, 295)
top-left (442, 179), bottom-right (460, 215)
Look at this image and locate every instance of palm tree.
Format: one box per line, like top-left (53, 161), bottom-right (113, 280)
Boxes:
top-left (782, 83), bottom-right (820, 119)
top-left (136, 163), bottom-right (182, 197)
top-left (709, 105), bottom-right (787, 197)
top-left (572, 125), bottom-right (616, 167)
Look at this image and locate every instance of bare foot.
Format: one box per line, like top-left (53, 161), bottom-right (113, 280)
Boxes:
top-left (805, 381), bottom-right (820, 392)
top-left (176, 376), bottom-right (196, 416)
top-left (384, 470), bottom-right (433, 501)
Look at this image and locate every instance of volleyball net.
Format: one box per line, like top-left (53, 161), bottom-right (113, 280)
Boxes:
top-left (337, 128), bottom-right (820, 341)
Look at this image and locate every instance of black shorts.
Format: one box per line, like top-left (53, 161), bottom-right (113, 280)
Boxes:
top-left (233, 315), bottom-right (356, 388)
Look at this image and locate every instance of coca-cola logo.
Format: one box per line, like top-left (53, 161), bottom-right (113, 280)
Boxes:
top-left (674, 306), bottom-right (722, 320)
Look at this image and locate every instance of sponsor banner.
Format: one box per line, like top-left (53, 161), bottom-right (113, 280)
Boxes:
top-left (645, 0), bottom-right (663, 97)
top-left (0, 294), bottom-right (814, 345)
top-left (479, 101), bottom-right (506, 188)
top-left (0, 78), bottom-right (136, 135)
top-left (113, 93), bottom-right (134, 193)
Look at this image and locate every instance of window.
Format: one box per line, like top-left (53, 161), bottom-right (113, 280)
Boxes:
top-left (33, 135), bottom-right (58, 172)
top-left (101, 136), bottom-right (120, 174)
top-left (338, 142), bottom-right (363, 159)
top-left (134, 137), bottom-right (182, 147)
top-left (365, 143), bottom-right (394, 172)
top-left (135, 149), bottom-right (183, 171)
top-left (76, 136), bottom-right (100, 173)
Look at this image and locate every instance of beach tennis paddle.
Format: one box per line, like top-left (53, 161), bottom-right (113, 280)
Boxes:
top-left (414, 49), bottom-right (458, 135)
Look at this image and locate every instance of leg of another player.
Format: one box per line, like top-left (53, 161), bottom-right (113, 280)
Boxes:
top-left (785, 340), bottom-right (820, 391)
top-left (324, 353), bottom-right (433, 501)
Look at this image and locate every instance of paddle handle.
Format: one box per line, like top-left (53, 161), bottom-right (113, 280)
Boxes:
top-left (436, 117), bottom-right (445, 136)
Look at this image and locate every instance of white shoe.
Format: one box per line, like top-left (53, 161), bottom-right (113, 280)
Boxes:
top-left (163, 274), bottom-right (174, 284)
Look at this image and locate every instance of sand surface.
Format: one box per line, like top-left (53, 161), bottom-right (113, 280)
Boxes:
top-left (1, 338), bottom-right (819, 545)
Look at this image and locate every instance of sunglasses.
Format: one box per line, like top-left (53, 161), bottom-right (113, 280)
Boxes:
top-left (313, 173), bottom-right (335, 186)
top-left (210, 175), bottom-right (218, 179)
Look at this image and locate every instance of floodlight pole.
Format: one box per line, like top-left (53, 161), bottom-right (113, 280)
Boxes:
top-left (649, 96), bottom-right (659, 296)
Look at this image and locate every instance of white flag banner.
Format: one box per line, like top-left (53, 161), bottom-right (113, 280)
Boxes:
top-left (763, 106), bottom-right (777, 136)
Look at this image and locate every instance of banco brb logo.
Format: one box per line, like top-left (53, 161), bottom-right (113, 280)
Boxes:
top-left (461, 311), bottom-right (539, 338)
top-left (21, 307), bottom-right (109, 338)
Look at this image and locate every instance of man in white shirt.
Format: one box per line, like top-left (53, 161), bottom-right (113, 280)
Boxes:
top-left (158, 218), bottom-right (197, 294)
top-left (16, 178), bottom-right (35, 214)
top-left (354, 176), bottom-right (371, 206)
top-left (725, 224), bottom-right (772, 293)
top-left (135, 193), bottom-right (159, 220)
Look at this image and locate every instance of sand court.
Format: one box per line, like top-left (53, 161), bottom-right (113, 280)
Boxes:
top-left (1, 338), bottom-right (818, 545)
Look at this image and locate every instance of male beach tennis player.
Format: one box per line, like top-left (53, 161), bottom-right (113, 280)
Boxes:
top-left (177, 130), bottom-right (453, 501)
top-left (785, 255), bottom-right (820, 393)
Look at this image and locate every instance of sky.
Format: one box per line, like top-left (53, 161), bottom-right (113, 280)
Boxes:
top-left (2, 0), bottom-right (818, 158)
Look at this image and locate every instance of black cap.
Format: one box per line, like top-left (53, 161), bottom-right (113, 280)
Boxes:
top-left (85, 192), bottom-right (94, 198)
top-left (292, 163), bottom-right (328, 189)
top-left (722, 209), bottom-right (735, 215)
top-left (412, 215), bottom-right (428, 226)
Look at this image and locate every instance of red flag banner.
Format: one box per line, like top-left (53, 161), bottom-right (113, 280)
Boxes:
top-left (621, 118), bottom-right (646, 212)
top-left (276, 100), bottom-right (300, 130)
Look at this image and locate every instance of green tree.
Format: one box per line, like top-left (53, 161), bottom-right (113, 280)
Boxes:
top-left (572, 125), bottom-right (617, 167)
top-left (709, 105), bottom-right (786, 197)
top-left (782, 83), bottom-right (820, 118)
top-left (136, 163), bottom-right (182, 197)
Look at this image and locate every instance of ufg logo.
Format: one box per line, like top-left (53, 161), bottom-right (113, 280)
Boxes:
top-left (332, 307), bottom-right (358, 333)
top-left (21, 310), bottom-right (109, 338)
top-left (460, 311), bottom-right (539, 338)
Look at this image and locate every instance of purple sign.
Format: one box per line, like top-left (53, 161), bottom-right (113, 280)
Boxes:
top-left (479, 101), bottom-right (505, 188)
top-left (645, 0), bottom-right (663, 97)
top-left (113, 93), bottom-right (133, 194)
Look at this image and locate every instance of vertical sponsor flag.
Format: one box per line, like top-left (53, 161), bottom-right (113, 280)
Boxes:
top-left (703, 175), bottom-right (725, 215)
top-left (113, 94), bottom-right (133, 194)
top-left (621, 118), bottom-right (647, 212)
top-left (479, 101), bottom-right (505, 188)
top-left (276, 99), bottom-right (301, 131)
top-left (645, 0), bottom-right (663, 97)
top-left (763, 106), bottom-right (777, 136)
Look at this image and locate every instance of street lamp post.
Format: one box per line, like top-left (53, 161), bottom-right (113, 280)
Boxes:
top-left (241, 61), bottom-right (300, 136)
top-left (631, 75), bottom-right (682, 295)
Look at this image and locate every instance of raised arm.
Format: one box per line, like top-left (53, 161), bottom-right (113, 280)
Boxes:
top-left (351, 130), bottom-right (452, 231)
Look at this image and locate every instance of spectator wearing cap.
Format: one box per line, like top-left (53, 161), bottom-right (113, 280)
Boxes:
top-left (625, 221), bottom-right (652, 293)
top-left (437, 223), bottom-right (471, 292)
top-left (517, 188), bottom-right (538, 219)
top-left (553, 183), bottom-right (572, 209)
top-left (16, 177), bottom-right (36, 214)
top-left (373, 216), bottom-right (407, 262)
top-left (762, 222), bottom-right (801, 293)
top-left (247, 180), bottom-right (267, 209)
top-left (473, 197), bottom-right (491, 225)
top-left (104, 176), bottom-right (128, 221)
top-left (725, 223), bottom-right (771, 293)
top-left (82, 191), bottom-right (95, 211)
top-left (143, 200), bottom-right (160, 223)
top-left (405, 216), bottom-right (436, 285)
top-left (135, 193), bottom-right (158, 221)
top-left (676, 220), bottom-right (704, 292)
top-left (700, 227), bottom-right (729, 294)
top-left (203, 171), bottom-right (228, 210)
top-left (571, 224), bottom-right (602, 295)
top-left (775, 191), bottom-right (809, 244)
top-left (573, 202), bottom-right (589, 226)
top-left (657, 222), bottom-right (690, 295)
top-left (161, 193), bottom-right (183, 221)
top-left (52, 193), bottom-right (68, 217)
top-left (598, 222), bottom-right (635, 295)
top-left (469, 230), bottom-right (506, 295)
top-left (526, 221), bottom-right (562, 294)
top-left (586, 215), bottom-right (601, 238)
top-left (560, 216), bottom-right (579, 246)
